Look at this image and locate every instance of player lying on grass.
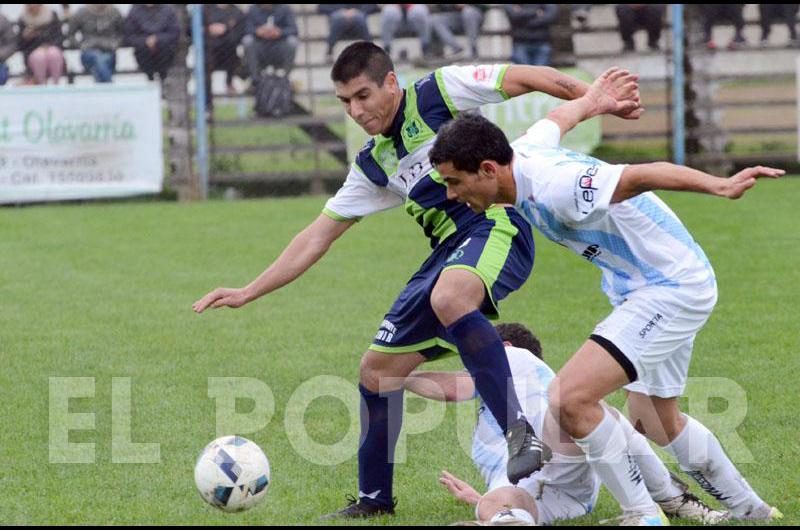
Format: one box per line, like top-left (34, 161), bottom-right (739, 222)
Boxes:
top-left (194, 42), bottom-right (643, 519)
top-left (404, 322), bottom-right (728, 526)
top-left (427, 69), bottom-right (783, 523)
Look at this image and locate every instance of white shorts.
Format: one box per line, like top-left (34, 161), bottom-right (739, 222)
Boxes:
top-left (592, 284), bottom-right (718, 398)
top-left (482, 454), bottom-right (599, 525)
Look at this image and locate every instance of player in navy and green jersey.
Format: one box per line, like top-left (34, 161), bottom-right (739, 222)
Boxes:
top-left (193, 42), bottom-right (641, 519)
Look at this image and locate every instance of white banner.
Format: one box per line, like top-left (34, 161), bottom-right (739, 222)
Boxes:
top-left (0, 84), bottom-right (164, 204)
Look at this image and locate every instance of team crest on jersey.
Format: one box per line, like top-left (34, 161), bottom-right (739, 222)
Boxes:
top-left (403, 119), bottom-right (422, 141)
top-left (377, 148), bottom-right (398, 171)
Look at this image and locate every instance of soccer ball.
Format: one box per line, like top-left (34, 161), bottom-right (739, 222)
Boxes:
top-left (194, 435), bottom-right (271, 512)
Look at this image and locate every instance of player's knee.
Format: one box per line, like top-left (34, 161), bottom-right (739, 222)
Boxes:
top-left (359, 353), bottom-right (381, 392)
top-left (429, 284), bottom-right (460, 323)
top-left (548, 379), bottom-right (593, 429)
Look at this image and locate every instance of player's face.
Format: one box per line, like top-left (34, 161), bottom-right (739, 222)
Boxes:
top-left (335, 72), bottom-right (399, 136)
top-left (437, 161), bottom-right (498, 213)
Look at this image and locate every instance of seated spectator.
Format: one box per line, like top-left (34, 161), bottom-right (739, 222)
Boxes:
top-left (759, 4), bottom-right (799, 46)
top-left (430, 4), bottom-right (487, 60)
top-left (319, 5), bottom-right (377, 61)
top-left (204, 4), bottom-right (246, 102)
top-left (615, 4), bottom-right (665, 52)
top-left (701, 5), bottom-right (747, 50)
top-left (504, 4), bottom-right (558, 66)
top-left (243, 4), bottom-right (298, 83)
top-left (124, 4), bottom-right (180, 81)
top-left (18, 4), bottom-right (65, 85)
top-left (380, 4), bottom-right (431, 59)
top-left (68, 4), bottom-right (124, 83)
top-left (0, 12), bottom-right (14, 86)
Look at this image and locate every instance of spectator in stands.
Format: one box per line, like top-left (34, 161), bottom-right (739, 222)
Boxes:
top-left (615, 4), bottom-right (665, 52)
top-left (243, 4), bottom-right (298, 83)
top-left (18, 4), bottom-right (65, 86)
top-left (380, 4), bottom-right (432, 60)
top-left (0, 12), bottom-right (15, 86)
top-left (700, 5), bottom-right (747, 50)
top-left (504, 4), bottom-right (558, 66)
top-left (759, 4), bottom-right (799, 46)
top-left (68, 4), bottom-right (124, 83)
top-left (124, 4), bottom-right (180, 82)
top-left (204, 4), bottom-right (246, 101)
top-left (430, 4), bottom-right (487, 60)
top-left (572, 4), bottom-right (592, 31)
top-left (319, 5), bottom-right (377, 62)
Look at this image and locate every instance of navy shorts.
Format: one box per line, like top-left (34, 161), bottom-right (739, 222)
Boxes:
top-left (370, 206), bottom-right (534, 360)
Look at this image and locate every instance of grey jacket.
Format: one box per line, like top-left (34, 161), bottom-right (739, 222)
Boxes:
top-left (69, 5), bottom-right (125, 52)
top-left (0, 14), bottom-right (16, 62)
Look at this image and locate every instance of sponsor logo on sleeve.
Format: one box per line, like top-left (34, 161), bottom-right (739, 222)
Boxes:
top-left (573, 165), bottom-right (600, 216)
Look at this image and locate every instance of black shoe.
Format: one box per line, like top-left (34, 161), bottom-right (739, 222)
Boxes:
top-left (319, 494), bottom-right (396, 520)
top-left (506, 421), bottom-right (551, 485)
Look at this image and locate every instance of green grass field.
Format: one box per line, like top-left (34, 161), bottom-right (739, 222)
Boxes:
top-left (1, 179), bottom-right (798, 525)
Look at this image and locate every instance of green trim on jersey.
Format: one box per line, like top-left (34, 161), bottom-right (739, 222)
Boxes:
top-left (405, 199), bottom-right (458, 243)
top-left (434, 68), bottom-right (459, 117)
top-left (441, 264), bottom-right (501, 317)
top-left (495, 64), bottom-right (511, 100)
top-left (369, 135), bottom-right (400, 177)
top-left (322, 207), bottom-right (358, 223)
top-left (477, 207), bottom-right (519, 287)
top-left (401, 86), bottom-right (438, 154)
top-left (370, 337), bottom-right (458, 357)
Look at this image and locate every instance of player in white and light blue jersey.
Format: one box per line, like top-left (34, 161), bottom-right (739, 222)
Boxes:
top-left (428, 67), bottom-right (783, 523)
top-left (404, 322), bottom-right (727, 525)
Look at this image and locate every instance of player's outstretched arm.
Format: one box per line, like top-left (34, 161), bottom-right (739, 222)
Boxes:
top-left (502, 65), bottom-right (642, 121)
top-left (546, 67), bottom-right (642, 139)
top-left (192, 214), bottom-right (355, 313)
top-left (403, 371), bottom-right (476, 402)
top-left (612, 163), bottom-right (785, 203)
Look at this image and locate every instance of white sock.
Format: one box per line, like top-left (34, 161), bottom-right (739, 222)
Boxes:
top-left (490, 508), bottom-right (536, 525)
top-left (574, 408), bottom-right (658, 515)
top-left (663, 415), bottom-right (765, 517)
top-left (616, 411), bottom-right (684, 502)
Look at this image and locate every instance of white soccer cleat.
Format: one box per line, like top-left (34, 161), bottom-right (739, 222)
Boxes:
top-left (657, 493), bottom-right (729, 525)
top-left (658, 472), bottom-right (729, 524)
top-left (607, 507), bottom-right (670, 526)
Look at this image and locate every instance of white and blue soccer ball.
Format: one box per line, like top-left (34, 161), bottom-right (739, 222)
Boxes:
top-left (194, 435), bottom-right (271, 512)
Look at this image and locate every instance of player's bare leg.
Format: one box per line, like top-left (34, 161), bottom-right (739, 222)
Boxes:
top-left (432, 268), bottom-right (549, 484)
top-left (627, 392), bottom-right (781, 521)
top-left (549, 339), bottom-right (663, 524)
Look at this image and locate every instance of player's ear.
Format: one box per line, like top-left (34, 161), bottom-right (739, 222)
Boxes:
top-left (384, 71), bottom-right (398, 93)
top-left (479, 160), bottom-right (497, 179)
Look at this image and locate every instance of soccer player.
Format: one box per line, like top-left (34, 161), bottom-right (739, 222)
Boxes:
top-left (428, 68), bottom-right (784, 523)
top-left (192, 42), bottom-right (642, 518)
top-left (405, 322), bottom-right (728, 525)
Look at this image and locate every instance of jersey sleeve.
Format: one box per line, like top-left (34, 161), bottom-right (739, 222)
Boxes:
top-left (322, 164), bottom-right (404, 222)
top-left (538, 159), bottom-right (625, 225)
top-left (436, 64), bottom-right (511, 112)
top-left (524, 119), bottom-right (562, 149)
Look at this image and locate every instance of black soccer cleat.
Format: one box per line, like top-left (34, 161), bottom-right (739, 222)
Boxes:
top-left (506, 420), bottom-right (551, 485)
top-left (319, 494), bottom-right (396, 520)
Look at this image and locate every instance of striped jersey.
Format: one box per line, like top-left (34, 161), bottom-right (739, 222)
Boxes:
top-left (323, 64), bottom-right (512, 248)
top-left (510, 119), bottom-right (716, 306)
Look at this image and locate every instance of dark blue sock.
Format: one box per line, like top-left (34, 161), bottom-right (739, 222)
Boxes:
top-left (447, 310), bottom-right (525, 433)
top-left (358, 384), bottom-right (403, 509)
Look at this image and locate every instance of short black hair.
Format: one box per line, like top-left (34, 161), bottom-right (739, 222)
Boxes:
top-left (331, 41), bottom-right (394, 86)
top-left (495, 322), bottom-right (543, 360)
top-left (429, 112), bottom-right (514, 172)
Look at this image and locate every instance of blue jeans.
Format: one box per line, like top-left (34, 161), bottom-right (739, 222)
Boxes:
top-left (511, 42), bottom-right (552, 66)
top-left (0, 63), bottom-right (8, 86)
top-left (81, 49), bottom-right (116, 83)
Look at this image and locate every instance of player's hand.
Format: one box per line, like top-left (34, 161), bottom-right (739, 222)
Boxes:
top-left (192, 287), bottom-right (250, 313)
top-left (439, 470), bottom-right (481, 505)
top-left (590, 67), bottom-right (644, 120)
top-left (720, 166), bottom-right (784, 199)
